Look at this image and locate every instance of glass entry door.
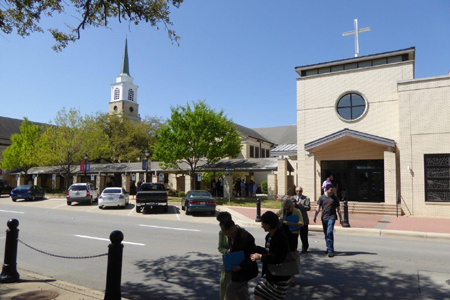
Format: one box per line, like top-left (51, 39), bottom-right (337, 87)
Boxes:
top-left (321, 160), bottom-right (384, 202)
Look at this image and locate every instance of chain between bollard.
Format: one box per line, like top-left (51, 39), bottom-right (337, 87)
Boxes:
top-left (18, 239), bottom-right (108, 259)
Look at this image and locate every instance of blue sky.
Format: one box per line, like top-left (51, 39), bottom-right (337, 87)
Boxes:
top-left (1, 0), bottom-right (449, 128)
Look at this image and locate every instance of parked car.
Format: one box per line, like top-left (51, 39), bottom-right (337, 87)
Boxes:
top-left (0, 181), bottom-right (13, 196)
top-left (135, 183), bottom-right (168, 213)
top-left (181, 190), bottom-right (216, 216)
top-left (98, 187), bottom-right (129, 209)
top-left (10, 185), bottom-right (45, 202)
top-left (66, 183), bottom-right (99, 205)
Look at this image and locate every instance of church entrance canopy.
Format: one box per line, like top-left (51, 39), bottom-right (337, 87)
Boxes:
top-left (304, 128), bottom-right (396, 202)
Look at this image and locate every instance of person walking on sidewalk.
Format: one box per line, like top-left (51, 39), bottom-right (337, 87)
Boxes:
top-left (217, 212), bottom-right (233, 300)
top-left (313, 184), bottom-right (343, 257)
top-left (220, 219), bottom-right (259, 300)
top-left (276, 199), bottom-right (303, 286)
top-left (251, 211), bottom-right (291, 300)
top-left (292, 186), bottom-right (311, 253)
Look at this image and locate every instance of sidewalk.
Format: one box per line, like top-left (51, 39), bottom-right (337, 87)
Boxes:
top-left (221, 206), bottom-right (450, 241)
top-left (0, 268), bottom-right (124, 300)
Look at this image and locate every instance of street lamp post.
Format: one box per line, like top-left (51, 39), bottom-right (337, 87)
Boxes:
top-left (84, 154), bottom-right (88, 183)
top-left (145, 149), bottom-right (150, 183)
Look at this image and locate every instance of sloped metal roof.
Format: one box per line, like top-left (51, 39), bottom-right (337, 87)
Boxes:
top-left (0, 116), bottom-right (48, 139)
top-left (271, 143), bottom-right (297, 156)
top-left (305, 128), bottom-right (395, 151)
top-left (252, 125), bottom-right (297, 145)
top-left (234, 124), bottom-right (273, 144)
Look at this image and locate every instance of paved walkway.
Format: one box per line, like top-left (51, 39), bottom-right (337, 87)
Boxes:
top-left (223, 206), bottom-right (450, 240)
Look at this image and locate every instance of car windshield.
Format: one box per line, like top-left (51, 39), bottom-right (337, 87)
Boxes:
top-left (103, 189), bottom-right (121, 194)
top-left (189, 191), bottom-right (212, 198)
top-left (15, 185), bottom-right (32, 190)
top-left (141, 184), bottom-right (165, 191)
top-left (71, 186), bottom-right (87, 191)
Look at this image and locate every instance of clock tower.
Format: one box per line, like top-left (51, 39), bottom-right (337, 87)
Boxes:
top-left (109, 38), bottom-right (140, 123)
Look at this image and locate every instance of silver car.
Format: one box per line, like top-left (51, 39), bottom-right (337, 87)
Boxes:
top-left (66, 183), bottom-right (99, 205)
top-left (98, 187), bottom-right (129, 209)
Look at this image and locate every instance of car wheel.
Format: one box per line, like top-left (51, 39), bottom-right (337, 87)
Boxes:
top-left (163, 206), bottom-right (168, 213)
top-left (12, 197), bottom-right (17, 202)
top-left (136, 206), bottom-right (142, 213)
top-left (181, 203), bottom-right (185, 211)
top-left (88, 197), bottom-right (93, 205)
top-left (210, 210), bottom-right (216, 216)
top-left (185, 206), bottom-right (190, 215)
top-left (99, 206), bottom-right (103, 209)
top-left (67, 201), bottom-right (72, 206)
top-left (42, 193), bottom-right (45, 200)
top-left (31, 194), bottom-right (36, 201)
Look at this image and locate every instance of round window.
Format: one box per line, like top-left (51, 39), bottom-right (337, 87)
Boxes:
top-left (113, 106), bottom-right (118, 111)
top-left (336, 93), bottom-right (366, 121)
top-left (129, 107), bottom-right (134, 112)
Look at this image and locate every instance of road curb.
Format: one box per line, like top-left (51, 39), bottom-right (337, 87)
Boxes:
top-left (222, 209), bottom-right (450, 241)
top-left (0, 268), bottom-right (123, 300)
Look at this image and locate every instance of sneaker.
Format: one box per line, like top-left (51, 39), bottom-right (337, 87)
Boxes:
top-left (328, 252), bottom-right (335, 257)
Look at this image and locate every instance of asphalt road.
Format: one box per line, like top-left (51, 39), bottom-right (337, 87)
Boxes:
top-left (0, 196), bottom-right (449, 300)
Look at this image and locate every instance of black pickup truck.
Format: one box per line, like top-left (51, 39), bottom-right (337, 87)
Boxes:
top-left (135, 183), bottom-right (168, 213)
top-left (0, 181), bottom-right (13, 196)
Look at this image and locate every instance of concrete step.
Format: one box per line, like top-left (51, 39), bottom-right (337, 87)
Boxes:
top-left (310, 201), bottom-right (400, 216)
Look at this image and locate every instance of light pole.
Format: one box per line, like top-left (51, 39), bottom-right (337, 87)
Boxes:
top-left (84, 154), bottom-right (88, 182)
top-left (145, 149), bottom-right (150, 183)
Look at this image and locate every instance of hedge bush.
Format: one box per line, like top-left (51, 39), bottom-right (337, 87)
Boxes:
top-left (261, 180), bottom-right (268, 194)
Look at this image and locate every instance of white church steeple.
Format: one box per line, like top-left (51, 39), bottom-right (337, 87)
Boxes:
top-left (109, 38), bottom-right (141, 123)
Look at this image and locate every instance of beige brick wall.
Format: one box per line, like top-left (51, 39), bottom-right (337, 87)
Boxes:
top-left (384, 151), bottom-right (397, 205)
top-left (398, 75), bottom-right (450, 217)
top-left (267, 174), bottom-right (277, 200)
top-left (277, 159), bottom-right (288, 195)
top-left (297, 61), bottom-right (413, 205)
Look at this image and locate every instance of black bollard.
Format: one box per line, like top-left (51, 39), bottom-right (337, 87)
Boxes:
top-left (104, 230), bottom-right (124, 300)
top-left (0, 219), bottom-right (20, 283)
top-left (255, 198), bottom-right (261, 222)
top-left (342, 200), bottom-right (351, 227)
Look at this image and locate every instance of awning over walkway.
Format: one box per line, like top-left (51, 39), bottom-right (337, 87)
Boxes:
top-left (304, 128), bottom-right (395, 152)
top-left (200, 158), bottom-right (294, 172)
top-left (13, 158), bottom-right (291, 175)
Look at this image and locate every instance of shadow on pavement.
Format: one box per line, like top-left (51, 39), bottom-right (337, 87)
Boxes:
top-left (122, 252), bottom-right (219, 300)
top-left (121, 251), bottom-right (449, 300)
top-left (141, 205), bottom-right (179, 215)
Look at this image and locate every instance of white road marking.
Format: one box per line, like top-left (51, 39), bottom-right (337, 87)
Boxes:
top-left (52, 203), bottom-right (67, 209)
top-left (87, 206), bottom-right (97, 212)
top-left (174, 206), bottom-right (180, 221)
top-left (74, 235), bottom-right (145, 246)
top-left (128, 206), bottom-right (134, 216)
top-left (0, 209), bottom-right (24, 214)
top-left (139, 224), bottom-right (200, 232)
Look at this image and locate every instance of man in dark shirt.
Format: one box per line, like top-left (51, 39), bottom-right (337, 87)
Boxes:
top-left (220, 219), bottom-right (259, 300)
top-left (313, 184), bottom-right (343, 257)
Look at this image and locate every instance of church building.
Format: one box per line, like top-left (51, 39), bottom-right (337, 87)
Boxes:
top-left (109, 38), bottom-right (141, 123)
top-left (295, 46), bottom-right (450, 217)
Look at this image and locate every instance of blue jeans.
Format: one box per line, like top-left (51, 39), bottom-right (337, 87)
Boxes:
top-left (322, 218), bottom-right (336, 253)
